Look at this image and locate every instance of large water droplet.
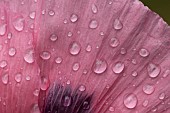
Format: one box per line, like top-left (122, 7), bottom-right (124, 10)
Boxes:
top-left (0, 24), bottom-right (6, 36)
top-left (40, 51), bottom-right (51, 60)
top-left (109, 37), bottom-right (119, 48)
top-left (79, 85), bottom-right (86, 92)
top-left (139, 48), bottom-right (149, 57)
top-left (29, 11), bottom-right (36, 19)
top-left (70, 14), bottom-right (78, 23)
top-left (0, 60), bottom-right (7, 68)
top-left (13, 17), bottom-right (24, 31)
top-left (40, 77), bottom-right (49, 90)
top-left (93, 59), bottom-right (107, 74)
top-left (143, 84), bottom-right (155, 95)
top-left (8, 47), bottom-right (16, 56)
top-left (69, 42), bottom-right (81, 55)
top-left (112, 62), bottom-right (125, 74)
top-left (86, 44), bottom-right (92, 52)
top-left (159, 92), bottom-right (165, 100)
top-left (89, 20), bottom-right (98, 29)
top-left (72, 62), bottom-right (80, 71)
top-left (63, 96), bottom-right (72, 107)
top-left (15, 73), bottom-right (22, 83)
top-left (91, 4), bottom-right (98, 14)
top-left (55, 57), bottom-right (63, 64)
top-left (48, 10), bottom-right (55, 16)
top-left (113, 19), bottom-right (123, 30)
top-left (24, 49), bottom-right (34, 63)
top-left (147, 63), bottom-right (160, 78)
top-left (123, 93), bottom-right (138, 109)
top-left (50, 34), bottom-right (58, 41)
top-left (2, 73), bottom-right (9, 85)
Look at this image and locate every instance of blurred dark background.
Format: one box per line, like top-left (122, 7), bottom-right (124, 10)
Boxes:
top-left (140, 0), bottom-right (170, 25)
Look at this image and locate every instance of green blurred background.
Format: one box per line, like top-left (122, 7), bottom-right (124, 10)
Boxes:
top-left (140, 0), bottom-right (170, 25)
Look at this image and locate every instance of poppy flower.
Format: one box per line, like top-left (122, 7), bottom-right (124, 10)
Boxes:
top-left (0, 0), bottom-right (169, 113)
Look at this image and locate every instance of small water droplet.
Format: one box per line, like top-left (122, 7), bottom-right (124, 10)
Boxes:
top-left (93, 59), bottom-right (107, 74)
top-left (113, 19), bottom-right (123, 30)
top-left (86, 44), bottom-right (92, 52)
top-left (109, 37), bottom-right (119, 48)
top-left (151, 107), bottom-right (157, 112)
top-left (142, 100), bottom-right (149, 107)
top-left (79, 85), bottom-right (86, 92)
top-left (67, 31), bottom-right (73, 37)
top-left (0, 44), bottom-right (3, 51)
top-left (112, 62), bottom-right (124, 74)
top-left (162, 69), bottom-right (170, 78)
top-left (69, 42), bottom-right (81, 55)
top-left (123, 93), bottom-right (138, 109)
top-left (8, 47), bottom-right (16, 56)
top-left (72, 62), bottom-right (80, 71)
top-left (33, 89), bottom-right (39, 96)
top-left (15, 73), bottom-right (22, 83)
top-left (63, 96), bottom-right (72, 107)
top-left (70, 14), bottom-right (78, 23)
top-left (30, 104), bottom-right (40, 113)
top-left (147, 63), bottom-right (160, 78)
top-left (25, 75), bottom-right (31, 81)
top-left (0, 60), bottom-right (7, 68)
top-left (24, 49), bottom-right (34, 63)
top-left (100, 31), bottom-right (104, 36)
top-left (132, 71), bottom-right (138, 77)
top-left (63, 19), bottom-right (68, 24)
top-left (91, 4), bottom-right (98, 14)
top-left (83, 69), bottom-right (88, 75)
top-left (29, 11), bottom-right (36, 19)
top-left (89, 20), bottom-right (98, 29)
top-left (159, 93), bottom-right (165, 100)
top-left (40, 77), bottom-right (49, 90)
top-left (143, 84), bottom-right (154, 95)
top-left (83, 101), bottom-right (90, 110)
top-left (40, 51), bottom-right (51, 60)
top-left (66, 80), bottom-right (71, 85)
top-left (109, 106), bottom-right (115, 112)
top-left (55, 57), bottom-right (63, 64)
top-left (41, 10), bottom-right (45, 15)
top-left (13, 17), bottom-right (24, 31)
top-left (120, 48), bottom-right (126, 54)
top-left (7, 33), bottom-right (12, 39)
top-left (2, 73), bottom-right (9, 84)
top-left (0, 24), bottom-right (6, 36)
top-left (139, 48), bottom-right (149, 57)
top-left (48, 10), bottom-right (55, 16)
top-left (50, 34), bottom-right (58, 41)
top-left (132, 59), bottom-right (137, 65)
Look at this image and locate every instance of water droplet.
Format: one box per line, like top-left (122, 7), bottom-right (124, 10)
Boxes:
top-left (55, 57), bottom-right (62, 64)
top-left (93, 59), bottom-right (107, 74)
top-left (67, 31), bottom-right (73, 37)
top-left (2, 73), bottom-right (9, 84)
top-left (70, 14), bottom-right (78, 23)
top-left (0, 60), bottom-right (7, 68)
top-left (0, 44), bottom-right (3, 51)
top-left (25, 75), bottom-right (31, 81)
top-left (29, 11), bottom-right (36, 19)
top-left (91, 4), bottom-right (98, 14)
top-left (89, 20), bottom-right (98, 29)
top-left (151, 107), bottom-right (157, 112)
top-left (113, 19), bottom-right (123, 30)
top-left (15, 73), bottom-right (22, 83)
top-left (79, 85), bottom-right (86, 92)
top-left (142, 100), bottom-right (149, 107)
top-left (159, 93), bottom-right (165, 100)
top-left (120, 48), bottom-right (126, 54)
top-left (109, 37), bottom-right (119, 48)
top-left (147, 63), bottom-right (160, 78)
top-left (0, 24), bottom-right (6, 36)
top-left (123, 93), bottom-right (138, 109)
top-left (109, 106), bottom-right (115, 112)
top-left (139, 48), bottom-right (149, 57)
top-left (63, 19), bottom-right (68, 24)
top-left (143, 84), bottom-right (154, 95)
top-left (13, 17), bottom-right (24, 31)
top-left (40, 77), bottom-right (49, 90)
top-left (132, 71), bottom-right (138, 77)
top-left (63, 96), bottom-right (72, 107)
top-left (40, 51), bottom-right (51, 60)
top-left (72, 62), bottom-right (80, 71)
top-left (30, 104), bottom-right (40, 113)
top-left (162, 69), bottom-right (170, 78)
top-left (100, 31), bottom-right (104, 36)
top-left (24, 49), bottom-right (34, 63)
top-left (50, 34), bottom-right (58, 41)
top-left (7, 33), bottom-right (12, 39)
top-left (86, 44), bottom-right (92, 52)
top-left (132, 59), bottom-right (137, 65)
top-left (66, 80), bottom-right (71, 85)
top-left (48, 10), bottom-right (55, 16)
top-left (83, 69), bottom-right (88, 75)
top-left (33, 89), bottom-right (39, 96)
top-left (69, 42), bottom-right (81, 55)
top-left (41, 10), bottom-right (45, 15)
top-left (112, 62), bottom-right (124, 74)
top-left (8, 47), bottom-right (16, 56)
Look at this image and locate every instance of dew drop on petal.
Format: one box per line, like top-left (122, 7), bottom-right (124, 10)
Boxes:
top-left (109, 107), bottom-right (115, 112)
top-left (25, 75), bottom-right (31, 81)
top-left (113, 18), bottom-right (123, 30)
top-left (0, 44), bottom-right (3, 51)
top-left (2, 73), bottom-right (9, 85)
top-left (8, 47), bottom-right (16, 56)
top-left (33, 89), bottom-right (39, 96)
top-left (79, 85), bottom-right (86, 92)
top-left (70, 14), bottom-right (78, 23)
top-left (109, 37), bottom-right (119, 48)
top-left (159, 92), bottom-right (165, 100)
top-left (162, 69), bottom-right (170, 78)
top-left (89, 20), bottom-right (98, 29)
top-left (0, 60), bottom-right (8, 68)
top-left (67, 31), bottom-right (73, 37)
top-left (0, 24), bottom-right (6, 36)
top-left (13, 17), bottom-right (24, 31)
top-left (139, 48), bottom-right (149, 57)
top-left (15, 73), bottom-right (22, 83)
top-left (50, 34), bottom-right (58, 41)
top-left (63, 96), bottom-right (72, 107)
top-left (55, 57), bottom-right (63, 64)
top-left (91, 4), bottom-right (98, 14)
top-left (123, 93), bottom-right (138, 109)
top-left (40, 77), bottom-right (49, 91)
top-left (132, 71), bottom-right (138, 77)
top-left (30, 103), bottom-right (40, 113)
top-left (147, 63), bottom-right (160, 78)
top-left (24, 50), bottom-right (34, 63)
top-left (72, 62), bottom-right (80, 71)
top-left (120, 48), bottom-right (126, 54)
top-left (142, 84), bottom-right (155, 95)
top-left (7, 33), bottom-right (12, 39)
top-left (69, 42), bottom-right (81, 55)
top-left (93, 59), bottom-right (107, 74)
top-left (48, 10), bottom-right (55, 16)
top-left (112, 62), bottom-right (125, 74)
top-left (142, 100), bottom-right (149, 107)
top-left (86, 44), bottom-right (92, 52)
top-left (40, 51), bottom-right (51, 60)
top-left (29, 11), bottom-right (36, 19)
